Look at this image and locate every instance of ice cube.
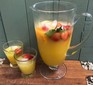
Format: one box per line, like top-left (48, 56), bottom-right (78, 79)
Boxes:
top-left (21, 58), bottom-right (28, 61)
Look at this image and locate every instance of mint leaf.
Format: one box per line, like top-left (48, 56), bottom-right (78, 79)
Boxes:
top-left (56, 27), bottom-right (64, 32)
top-left (56, 27), bottom-right (62, 32)
top-left (45, 29), bottom-right (56, 37)
top-left (45, 27), bottom-right (64, 37)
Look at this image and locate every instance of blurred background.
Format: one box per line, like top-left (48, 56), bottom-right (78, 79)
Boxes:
top-left (0, 0), bottom-right (93, 61)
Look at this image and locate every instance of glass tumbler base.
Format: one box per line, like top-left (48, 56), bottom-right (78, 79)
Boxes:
top-left (21, 71), bottom-right (36, 78)
top-left (10, 63), bottom-right (18, 68)
top-left (39, 63), bottom-right (67, 80)
top-left (21, 73), bottom-right (34, 78)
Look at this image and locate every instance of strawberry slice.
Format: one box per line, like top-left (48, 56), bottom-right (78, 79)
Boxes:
top-left (67, 29), bottom-right (73, 36)
top-left (61, 31), bottom-right (68, 40)
top-left (64, 25), bottom-right (71, 30)
top-left (15, 48), bottom-right (22, 54)
top-left (23, 54), bottom-right (33, 60)
top-left (42, 25), bottom-right (49, 31)
top-left (51, 32), bottom-right (61, 41)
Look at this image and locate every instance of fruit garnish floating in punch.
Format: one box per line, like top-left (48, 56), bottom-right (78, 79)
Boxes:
top-left (41, 20), bottom-right (73, 41)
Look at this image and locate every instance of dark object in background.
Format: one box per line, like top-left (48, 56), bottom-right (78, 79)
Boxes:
top-left (81, 61), bottom-right (93, 85)
top-left (81, 61), bottom-right (93, 70)
top-left (86, 76), bottom-right (93, 85)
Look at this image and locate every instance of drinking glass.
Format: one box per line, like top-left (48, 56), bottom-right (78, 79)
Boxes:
top-left (14, 47), bottom-right (37, 78)
top-left (31, 1), bottom-right (93, 79)
top-left (3, 40), bottom-right (23, 68)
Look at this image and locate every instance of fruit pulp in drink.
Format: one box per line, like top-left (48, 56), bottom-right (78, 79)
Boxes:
top-left (16, 54), bottom-right (36, 74)
top-left (35, 20), bottom-right (73, 66)
top-left (4, 46), bottom-right (22, 65)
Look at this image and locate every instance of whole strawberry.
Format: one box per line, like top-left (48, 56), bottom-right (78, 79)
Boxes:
top-left (60, 31), bottom-right (68, 40)
top-left (51, 32), bottom-right (61, 41)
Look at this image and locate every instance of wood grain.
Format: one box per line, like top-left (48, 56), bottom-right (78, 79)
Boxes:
top-left (0, 60), bottom-right (92, 85)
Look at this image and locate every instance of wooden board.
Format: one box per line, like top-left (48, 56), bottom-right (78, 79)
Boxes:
top-left (0, 60), bottom-right (92, 85)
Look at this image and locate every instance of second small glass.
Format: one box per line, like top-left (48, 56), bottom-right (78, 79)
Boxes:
top-left (14, 47), bottom-right (37, 78)
top-left (3, 40), bottom-right (23, 68)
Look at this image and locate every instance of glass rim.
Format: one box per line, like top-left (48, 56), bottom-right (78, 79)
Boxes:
top-left (14, 48), bottom-right (37, 62)
top-left (3, 40), bottom-right (23, 52)
top-left (31, 0), bottom-right (76, 13)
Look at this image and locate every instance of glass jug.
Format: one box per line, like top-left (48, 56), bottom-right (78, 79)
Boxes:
top-left (31, 1), bottom-right (93, 79)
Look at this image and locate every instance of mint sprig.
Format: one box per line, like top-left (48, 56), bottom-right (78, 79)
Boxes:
top-left (45, 27), bottom-right (64, 37)
top-left (56, 27), bottom-right (64, 32)
top-left (45, 29), bottom-right (56, 37)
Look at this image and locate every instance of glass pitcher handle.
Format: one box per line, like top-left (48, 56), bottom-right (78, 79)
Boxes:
top-left (67, 13), bottom-right (93, 56)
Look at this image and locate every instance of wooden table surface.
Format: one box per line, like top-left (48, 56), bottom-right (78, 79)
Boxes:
top-left (0, 60), bottom-right (93, 85)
